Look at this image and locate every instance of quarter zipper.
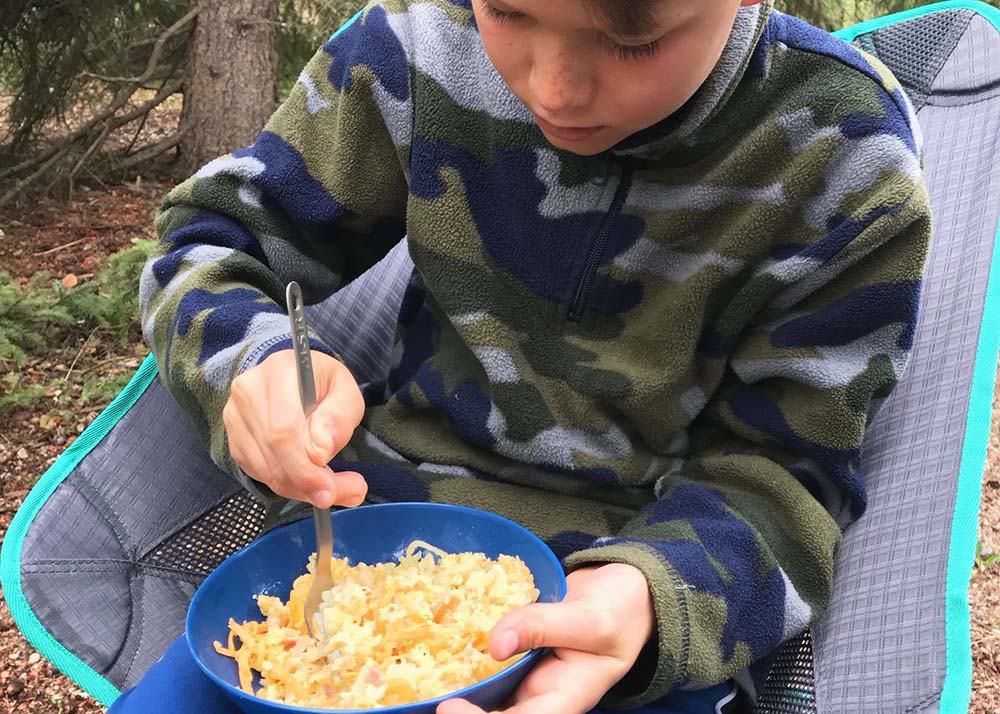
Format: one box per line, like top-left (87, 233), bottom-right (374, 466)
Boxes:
top-left (568, 166), bottom-right (633, 321)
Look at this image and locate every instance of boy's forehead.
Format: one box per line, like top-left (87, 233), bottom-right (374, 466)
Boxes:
top-left (489, 0), bottom-right (682, 38)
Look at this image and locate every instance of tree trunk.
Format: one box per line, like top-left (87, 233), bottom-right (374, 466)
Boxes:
top-left (177, 0), bottom-right (279, 175)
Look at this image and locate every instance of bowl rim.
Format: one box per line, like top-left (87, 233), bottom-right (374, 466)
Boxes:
top-left (185, 501), bottom-right (569, 714)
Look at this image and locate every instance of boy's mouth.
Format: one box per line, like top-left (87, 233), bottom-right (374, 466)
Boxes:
top-left (534, 115), bottom-right (604, 142)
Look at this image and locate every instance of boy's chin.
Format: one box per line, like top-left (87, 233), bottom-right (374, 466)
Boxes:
top-left (543, 132), bottom-right (619, 156)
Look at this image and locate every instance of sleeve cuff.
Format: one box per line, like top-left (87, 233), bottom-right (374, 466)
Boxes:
top-left (237, 332), bottom-right (340, 375)
top-left (563, 542), bottom-right (690, 709)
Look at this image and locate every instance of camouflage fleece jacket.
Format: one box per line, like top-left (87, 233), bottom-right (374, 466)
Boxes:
top-left (140, 0), bottom-right (931, 706)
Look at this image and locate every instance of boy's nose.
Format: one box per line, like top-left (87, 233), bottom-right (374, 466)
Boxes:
top-left (528, 47), bottom-right (594, 115)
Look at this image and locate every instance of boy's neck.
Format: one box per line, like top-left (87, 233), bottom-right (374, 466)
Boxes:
top-left (614, 0), bottom-right (773, 158)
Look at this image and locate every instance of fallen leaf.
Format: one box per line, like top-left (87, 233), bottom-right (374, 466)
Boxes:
top-left (61, 273), bottom-right (79, 289)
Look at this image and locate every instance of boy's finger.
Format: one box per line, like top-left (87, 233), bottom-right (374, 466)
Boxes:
top-left (511, 649), bottom-right (612, 706)
top-left (304, 411), bottom-right (337, 466)
top-left (489, 602), bottom-right (616, 659)
top-left (497, 691), bottom-right (584, 714)
top-left (225, 405), bottom-right (274, 484)
top-left (306, 360), bottom-right (363, 464)
top-left (278, 459), bottom-right (358, 508)
top-left (325, 367), bottom-right (365, 439)
top-left (438, 693), bottom-right (587, 714)
top-left (326, 469), bottom-right (368, 507)
top-left (436, 699), bottom-right (486, 714)
top-left (305, 397), bottom-right (347, 465)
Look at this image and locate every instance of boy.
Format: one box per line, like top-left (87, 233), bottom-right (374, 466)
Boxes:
top-left (133, 0), bottom-right (931, 711)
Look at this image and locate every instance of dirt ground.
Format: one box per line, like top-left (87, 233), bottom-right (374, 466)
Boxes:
top-left (1, 186), bottom-right (999, 713)
top-left (971, 384), bottom-right (1000, 708)
top-left (0, 184), bottom-right (161, 714)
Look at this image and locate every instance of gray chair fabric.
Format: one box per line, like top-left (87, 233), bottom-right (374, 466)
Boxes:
top-left (8, 7), bottom-right (1000, 713)
top-left (815, 12), bottom-right (1000, 713)
top-left (757, 9), bottom-right (1000, 714)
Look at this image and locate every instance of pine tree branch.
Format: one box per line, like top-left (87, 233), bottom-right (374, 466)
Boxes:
top-left (118, 128), bottom-right (188, 170)
top-left (0, 144), bottom-right (75, 210)
top-left (68, 123), bottom-right (113, 199)
top-left (77, 6), bottom-right (197, 87)
top-left (0, 77), bottom-right (183, 210)
top-left (0, 5), bottom-right (200, 185)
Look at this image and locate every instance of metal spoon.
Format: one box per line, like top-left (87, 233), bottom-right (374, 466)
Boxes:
top-left (286, 281), bottom-right (334, 639)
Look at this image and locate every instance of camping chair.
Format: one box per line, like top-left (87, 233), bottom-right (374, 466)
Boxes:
top-left (3, 2), bottom-right (1000, 712)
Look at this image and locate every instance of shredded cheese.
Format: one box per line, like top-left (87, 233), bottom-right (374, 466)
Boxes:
top-left (213, 542), bottom-right (538, 709)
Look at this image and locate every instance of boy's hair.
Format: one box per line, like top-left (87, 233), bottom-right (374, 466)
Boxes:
top-left (584, 0), bottom-right (660, 37)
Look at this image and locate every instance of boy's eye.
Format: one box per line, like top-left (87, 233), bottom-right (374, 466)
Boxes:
top-left (479, 1), bottom-right (522, 23)
top-left (608, 38), bottom-right (663, 62)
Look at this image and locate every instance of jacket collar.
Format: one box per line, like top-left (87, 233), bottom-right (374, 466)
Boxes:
top-left (612, 1), bottom-right (773, 159)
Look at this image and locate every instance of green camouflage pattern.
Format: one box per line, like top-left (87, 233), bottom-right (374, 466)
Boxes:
top-left (139, 0), bottom-right (931, 704)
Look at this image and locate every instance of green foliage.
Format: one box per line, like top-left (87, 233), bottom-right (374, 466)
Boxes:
top-left (0, 1), bottom-right (188, 152)
top-left (0, 0), bottom-right (365, 155)
top-left (60, 238), bottom-right (156, 344)
top-left (0, 272), bottom-right (77, 366)
top-left (780, 0), bottom-right (1000, 29)
top-left (81, 370), bottom-right (133, 402)
top-left (976, 539), bottom-right (1000, 572)
top-left (0, 238), bottom-right (154, 372)
top-left (0, 238), bottom-right (154, 414)
top-left (0, 372), bottom-right (48, 411)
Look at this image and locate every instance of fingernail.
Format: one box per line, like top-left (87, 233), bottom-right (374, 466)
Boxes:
top-left (495, 630), bottom-right (518, 660)
top-left (311, 490), bottom-right (333, 508)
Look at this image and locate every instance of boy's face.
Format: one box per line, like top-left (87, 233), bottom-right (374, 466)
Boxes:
top-left (473, 0), bottom-right (765, 155)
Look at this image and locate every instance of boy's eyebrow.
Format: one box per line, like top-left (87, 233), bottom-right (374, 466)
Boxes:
top-left (583, 0), bottom-right (666, 39)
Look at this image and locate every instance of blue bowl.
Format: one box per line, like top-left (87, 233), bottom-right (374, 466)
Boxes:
top-left (186, 502), bottom-right (567, 714)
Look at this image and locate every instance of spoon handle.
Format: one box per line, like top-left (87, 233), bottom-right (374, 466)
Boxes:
top-left (286, 282), bottom-right (333, 629)
top-left (286, 282), bottom-right (317, 417)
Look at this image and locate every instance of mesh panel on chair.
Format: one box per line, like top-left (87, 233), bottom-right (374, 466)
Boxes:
top-left (855, 10), bottom-right (973, 111)
top-left (145, 492), bottom-right (266, 576)
top-left (754, 632), bottom-right (817, 714)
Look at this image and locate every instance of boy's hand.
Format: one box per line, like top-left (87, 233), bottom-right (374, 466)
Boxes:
top-left (222, 349), bottom-right (368, 508)
top-left (438, 564), bottom-right (655, 714)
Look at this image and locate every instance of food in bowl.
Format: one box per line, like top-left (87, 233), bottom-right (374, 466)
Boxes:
top-left (214, 540), bottom-right (538, 710)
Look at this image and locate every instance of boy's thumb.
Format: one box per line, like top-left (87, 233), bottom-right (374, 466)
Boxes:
top-left (305, 397), bottom-right (341, 465)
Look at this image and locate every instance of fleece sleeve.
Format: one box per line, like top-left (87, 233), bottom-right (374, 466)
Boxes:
top-left (138, 4), bottom-right (411, 492)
